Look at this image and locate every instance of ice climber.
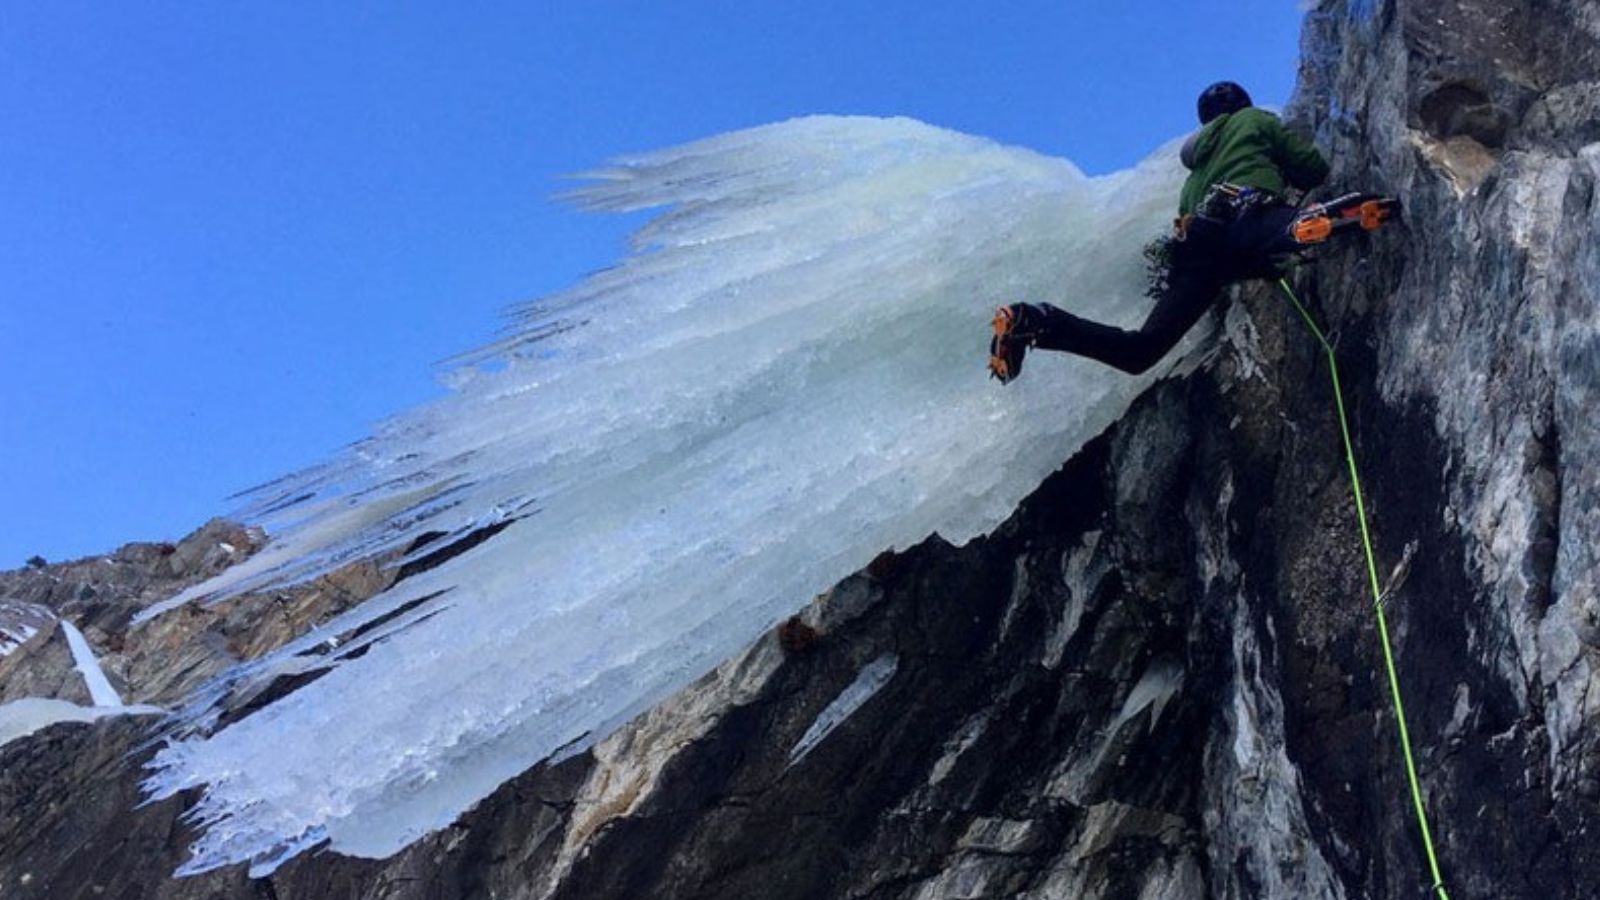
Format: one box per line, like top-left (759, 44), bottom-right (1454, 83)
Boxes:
top-left (988, 80), bottom-right (1395, 382)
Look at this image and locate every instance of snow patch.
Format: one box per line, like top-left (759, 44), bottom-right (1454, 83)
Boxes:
top-left (0, 623), bottom-right (39, 657)
top-left (0, 698), bottom-right (163, 748)
top-left (0, 600), bottom-right (54, 657)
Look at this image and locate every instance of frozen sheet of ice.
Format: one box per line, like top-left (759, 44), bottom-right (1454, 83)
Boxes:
top-left (1114, 657), bottom-right (1185, 731)
top-left (789, 653), bottom-right (900, 767)
top-left (140, 116), bottom-right (1190, 874)
top-left (60, 619), bottom-right (124, 707)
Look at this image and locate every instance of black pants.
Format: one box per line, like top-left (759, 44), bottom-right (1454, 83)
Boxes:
top-left (1032, 204), bottom-right (1302, 374)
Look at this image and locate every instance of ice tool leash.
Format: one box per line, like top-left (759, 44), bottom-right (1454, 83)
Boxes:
top-left (1276, 277), bottom-right (1451, 900)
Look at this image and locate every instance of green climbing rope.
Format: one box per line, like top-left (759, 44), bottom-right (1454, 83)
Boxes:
top-left (1277, 278), bottom-right (1451, 900)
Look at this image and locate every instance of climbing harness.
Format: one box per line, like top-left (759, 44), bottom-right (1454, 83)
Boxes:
top-left (1277, 278), bottom-right (1451, 900)
top-left (1197, 182), bottom-right (1280, 221)
top-left (1174, 182), bottom-right (1285, 240)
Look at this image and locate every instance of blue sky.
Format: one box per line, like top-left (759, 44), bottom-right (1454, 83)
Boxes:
top-left (0, 2), bottom-right (1305, 565)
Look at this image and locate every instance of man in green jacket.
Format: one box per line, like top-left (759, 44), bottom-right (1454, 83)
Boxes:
top-left (990, 82), bottom-right (1332, 381)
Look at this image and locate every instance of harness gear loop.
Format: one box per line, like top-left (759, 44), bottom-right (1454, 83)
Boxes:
top-left (1277, 278), bottom-right (1451, 900)
top-left (1194, 181), bottom-right (1280, 224)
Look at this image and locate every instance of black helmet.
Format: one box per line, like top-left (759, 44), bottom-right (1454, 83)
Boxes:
top-left (1197, 81), bottom-right (1253, 124)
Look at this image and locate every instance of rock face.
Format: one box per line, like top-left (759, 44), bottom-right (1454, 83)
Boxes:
top-left (0, 601), bottom-right (91, 706)
top-left (3, 0), bottom-right (1598, 897)
top-left (0, 518), bottom-right (401, 710)
top-left (0, 520), bottom-right (267, 707)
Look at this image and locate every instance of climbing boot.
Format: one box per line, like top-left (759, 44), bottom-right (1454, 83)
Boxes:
top-left (989, 303), bottom-right (1042, 384)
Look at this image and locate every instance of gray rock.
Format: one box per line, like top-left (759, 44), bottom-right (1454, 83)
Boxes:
top-left (0, 602), bottom-right (92, 706)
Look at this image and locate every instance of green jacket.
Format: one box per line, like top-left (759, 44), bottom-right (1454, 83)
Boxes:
top-left (1177, 107), bottom-right (1329, 215)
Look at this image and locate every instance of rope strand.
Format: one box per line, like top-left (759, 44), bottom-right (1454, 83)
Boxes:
top-left (1277, 278), bottom-right (1450, 900)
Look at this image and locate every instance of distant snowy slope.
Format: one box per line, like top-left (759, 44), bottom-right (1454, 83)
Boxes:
top-left (141, 116), bottom-right (1187, 875)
